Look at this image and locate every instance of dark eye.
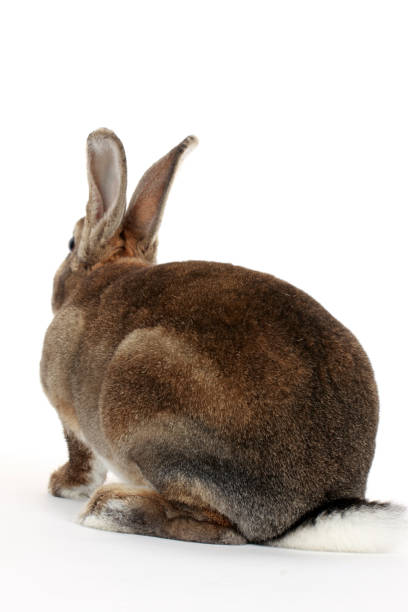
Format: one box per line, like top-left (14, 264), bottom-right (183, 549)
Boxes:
top-left (68, 237), bottom-right (75, 251)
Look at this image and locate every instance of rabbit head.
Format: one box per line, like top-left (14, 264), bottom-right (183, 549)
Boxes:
top-left (52, 128), bottom-right (197, 312)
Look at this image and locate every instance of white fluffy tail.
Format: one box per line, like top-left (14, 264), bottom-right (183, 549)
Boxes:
top-left (269, 500), bottom-right (407, 553)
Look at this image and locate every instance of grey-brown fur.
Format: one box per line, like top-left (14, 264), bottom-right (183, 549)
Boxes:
top-left (41, 128), bottom-right (388, 547)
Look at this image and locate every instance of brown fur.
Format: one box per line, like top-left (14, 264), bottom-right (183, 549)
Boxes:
top-left (49, 430), bottom-right (100, 496)
top-left (80, 483), bottom-right (244, 544)
top-left (41, 129), bottom-right (380, 545)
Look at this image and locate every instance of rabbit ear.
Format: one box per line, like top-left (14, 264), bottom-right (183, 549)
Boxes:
top-left (124, 135), bottom-right (198, 252)
top-left (78, 128), bottom-right (127, 262)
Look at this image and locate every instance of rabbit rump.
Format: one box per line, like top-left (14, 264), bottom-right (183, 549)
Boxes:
top-left (41, 128), bottom-right (405, 552)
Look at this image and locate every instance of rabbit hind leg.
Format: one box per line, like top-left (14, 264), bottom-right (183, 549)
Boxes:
top-left (78, 483), bottom-right (246, 545)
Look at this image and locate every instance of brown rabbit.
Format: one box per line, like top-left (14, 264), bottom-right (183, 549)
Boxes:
top-left (41, 128), bottom-right (405, 552)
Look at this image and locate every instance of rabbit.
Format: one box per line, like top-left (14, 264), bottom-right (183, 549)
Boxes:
top-left (40, 128), bottom-right (406, 552)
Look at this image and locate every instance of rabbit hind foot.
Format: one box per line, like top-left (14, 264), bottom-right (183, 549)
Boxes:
top-left (78, 483), bottom-right (246, 545)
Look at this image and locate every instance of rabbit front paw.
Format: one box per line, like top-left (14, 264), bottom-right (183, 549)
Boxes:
top-left (49, 457), bottom-right (107, 500)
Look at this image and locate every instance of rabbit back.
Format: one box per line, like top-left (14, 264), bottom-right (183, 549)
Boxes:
top-left (67, 259), bottom-right (378, 541)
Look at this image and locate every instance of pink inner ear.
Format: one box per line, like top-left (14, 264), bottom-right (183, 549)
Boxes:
top-left (89, 135), bottom-right (123, 220)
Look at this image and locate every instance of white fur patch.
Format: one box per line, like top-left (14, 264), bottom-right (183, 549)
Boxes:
top-left (58, 484), bottom-right (95, 500)
top-left (80, 512), bottom-right (119, 531)
top-left (78, 493), bottom-right (139, 534)
top-left (54, 456), bottom-right (107, 500)
top-left (78, 496), bottom-right (124, 531)
top-left (94, 454), bottom-right (131, 484)
top-left (94, 451), bottom-right (156, 491)
top-left (270, 503), bottom-right (407, 553)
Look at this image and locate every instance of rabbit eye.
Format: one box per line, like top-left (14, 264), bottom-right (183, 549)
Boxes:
top-left (68, 237), bottom-right (75, 251)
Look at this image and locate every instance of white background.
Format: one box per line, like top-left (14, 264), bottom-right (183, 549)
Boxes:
top-left (1, 1), bottom-right (407, 610)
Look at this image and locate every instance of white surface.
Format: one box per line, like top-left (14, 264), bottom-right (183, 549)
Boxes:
top-left (1, 0), bottom-right (408, 609)
top-left (1, 460), bottom-right (407, 611)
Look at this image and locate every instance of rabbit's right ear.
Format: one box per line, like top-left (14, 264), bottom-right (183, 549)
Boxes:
top-left (123, 135), bottom-right (198, 261)
top-left (78, 128), bottom-right (127, 263)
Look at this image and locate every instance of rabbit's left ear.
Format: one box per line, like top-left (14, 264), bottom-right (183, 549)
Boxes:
top-left (123, 135), bottom-right (198, 257)
top-left (79, 128), bottom-right (127, 262)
